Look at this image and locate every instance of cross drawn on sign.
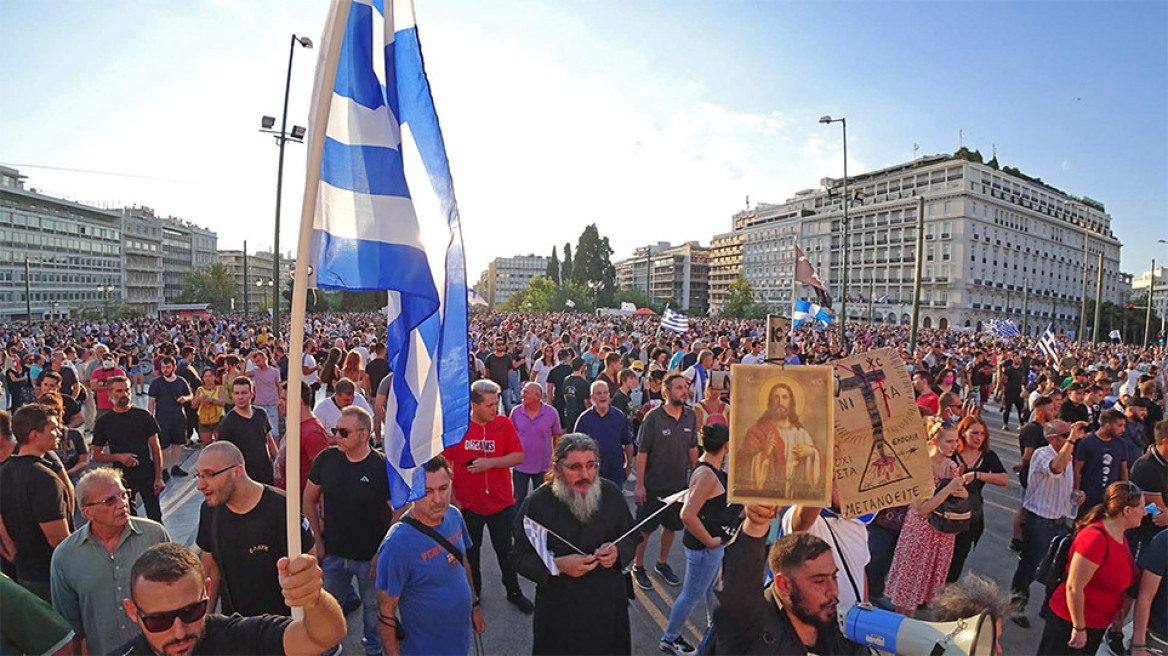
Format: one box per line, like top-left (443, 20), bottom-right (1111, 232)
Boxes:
top-left (834, 357), bottom-right (914, 492)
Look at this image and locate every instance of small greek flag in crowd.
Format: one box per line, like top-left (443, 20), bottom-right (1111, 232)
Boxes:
top-left (876, 293), bottom-right (890, 304)
top-left (792, 299), bottom-right (832, 329)
top-left (984, 319), bottom-right (1021, 337)
top-left (522, 516), bottom-right (561, 575)
top-left (565, 298), bottom-right (576, 308)
top-left (1037, 324), bottom-right (1061, 363)
top-left (1108, 329), bottom-right (1122, 341)
top-left (467, 289), bottom-right (488, 307)
top-left (306, 0), bottom-right (469, 505)
top-left (661, 308), bottom-right (689, 334)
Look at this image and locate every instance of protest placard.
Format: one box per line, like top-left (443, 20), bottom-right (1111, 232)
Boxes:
top-left (728, 364), bottom-right (833, 506)
top-left (765, 315), bottom-right (793, 361)
top-left (829, 348), bottom-right (931, 518)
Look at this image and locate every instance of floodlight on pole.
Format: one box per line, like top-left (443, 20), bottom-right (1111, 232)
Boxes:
top-left (818, 115), bottom-right (849, 332)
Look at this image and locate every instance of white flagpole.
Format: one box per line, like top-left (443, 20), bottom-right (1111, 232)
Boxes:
top-left (283, 0), bottom-right (351, 620)
top-left (789, 237), bottom-right (798, 341)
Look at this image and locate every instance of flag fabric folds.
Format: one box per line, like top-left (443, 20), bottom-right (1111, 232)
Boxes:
top-left (1037, 324), bottom-right (1061, 363)
top-left (984, 319), bottom-right (1021, 337)
top-left (1108, 329), bottom-right (1122, 341)
top-left (522, 516), bottom-right (561, 575)
top-left (467, 289), bottom-right (488, 307)
top-left (306, 0), bottom-right (469, 505)
top-left (794, 245), bottom-right (832, 309)
top-left (661, 308), bottom-right (689, 334)
top-left (792, 299), bottom-right (832, 329)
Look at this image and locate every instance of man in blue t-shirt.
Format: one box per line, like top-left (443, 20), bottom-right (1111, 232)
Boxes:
top-left (574, 381), bottom-right (633, 487)
top-left (375, 455), bottom-right (484, 655)
top-left (1133, 527), bottom-right (1168, 653)
top-left (1073, 409), bottom-right (1130, 515)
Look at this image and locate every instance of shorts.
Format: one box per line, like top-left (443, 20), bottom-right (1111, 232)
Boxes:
top-left (635, 489), bottom-right (685, 533)
top-left (198, 421), bottom-right (220, 434)
top-left (157, 419), bottom-right (188, 449)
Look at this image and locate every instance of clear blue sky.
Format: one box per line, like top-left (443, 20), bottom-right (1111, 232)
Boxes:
top-left (2, 1), bottom-right (1165, 278)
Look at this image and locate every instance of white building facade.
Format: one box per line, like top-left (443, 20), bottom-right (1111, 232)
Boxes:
top-left (477, 254), bottom-right (548, 308)
top-left (723, 155), bottom-right (1126, 336)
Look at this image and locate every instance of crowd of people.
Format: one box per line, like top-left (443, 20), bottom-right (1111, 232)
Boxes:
top-left (0, 310), bottom-right (1165, 656)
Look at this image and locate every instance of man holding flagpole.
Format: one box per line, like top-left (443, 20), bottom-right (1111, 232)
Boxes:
top-left (513, 434), bottom-right (637, 655)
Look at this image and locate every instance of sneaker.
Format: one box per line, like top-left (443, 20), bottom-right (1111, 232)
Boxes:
top-left (1105, 629), bottom-right (1127, 656)
top-left (654, 561), bottom-right (681, 586)
top-left (1012, 615), bottom-right (1031, 629)
top-left (507, 591), bottom-right (535, 615)
top-left (1009, 538), bottom-right (1023, 553)
top-left (162, 469), bottom-right (170, 483)
top-left (660, 636), bottom-right (696, 656)
top-left (171, 466), bottom-right (189, 477)
top-left (633, 565), bottom-right (653, 590)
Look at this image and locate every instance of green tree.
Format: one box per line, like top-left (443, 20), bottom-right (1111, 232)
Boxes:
top-left (546, 246), bottom-right (560, 285)
top-left (561, 243), bottom-right (573, 284)
top-left (334, 290), bottom-right (387, 312)
top-left (175, 263), bottom-right (238, 312)
top-left (502, 276), bottom-right (595, 313)
top-left (569, 224), bottom-right (617, 307)
top-left (721, 275), bottom-right (767, 319)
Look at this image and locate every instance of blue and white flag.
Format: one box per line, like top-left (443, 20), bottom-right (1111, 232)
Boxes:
top-left (661, 308), bottom-right (689, 334)
top-left (522, 516), bottom-right (561, 575)
top-left (1108, 329), bottom-right (1122, 341)
top-left (984, 319), bottom-right (1021, 337)
top-left (467, 289), bottom-right (488, 307)
top-left (792, 299), bottom-right (832, 329)
top-left (1037, 324), bottom-right (1061, 363)
top-left (306, 0), bottom-right (469, 506)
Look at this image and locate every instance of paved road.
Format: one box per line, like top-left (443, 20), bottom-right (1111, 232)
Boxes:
top-left (148, 402), bottom-right (1054, 655)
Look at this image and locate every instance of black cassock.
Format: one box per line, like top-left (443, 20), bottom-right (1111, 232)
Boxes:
top-left (512, 480), bottom-right (639, 655)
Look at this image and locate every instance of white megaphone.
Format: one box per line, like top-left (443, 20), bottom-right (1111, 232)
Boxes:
top-left (839, 603), bottom-right (995, 656)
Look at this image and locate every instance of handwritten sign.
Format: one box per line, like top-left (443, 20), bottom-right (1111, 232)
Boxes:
top-left (830, 348), bottom-right (931, 518)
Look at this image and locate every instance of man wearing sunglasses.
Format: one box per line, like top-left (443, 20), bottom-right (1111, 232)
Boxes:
top-left (50, 468), bottom-right (169, 655)
top-left (117, 541), bottom-right (346, 656)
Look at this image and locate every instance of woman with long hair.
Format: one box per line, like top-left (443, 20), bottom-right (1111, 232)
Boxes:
top-left (4, 355), bottom-right (31, 412)
top-left (340, 350), bottom-right (368, 398)
top-left (659, 423), bottom-right (738, 656)
top-left (530, 346), bottom-right (556, 389)
top-left (932, 367), bottom-right (961, 399)
top-left (319, 347), bottom-right (343, 395)
top-left (946, 415), bottom-right (1008, 582)
top-left (1037, 481), bottom-right (1144, 655)
top-left (884, 417), bottom-right (973, 617)
top-left (192, 367), bottom-right (227, 444)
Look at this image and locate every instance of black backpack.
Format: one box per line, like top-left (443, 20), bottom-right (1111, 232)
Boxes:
top-left (1035, 525), bottom-right (1106, 589)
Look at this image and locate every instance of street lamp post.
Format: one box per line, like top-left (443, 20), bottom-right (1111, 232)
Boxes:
top-left (819, 115), bottom-right (848, 330)
top-left (261, 33), bottom-right (313, 338)
top-left (98, 285), bottom-right (115, 316)
top-left (256, 278), bottom-right (274, 314)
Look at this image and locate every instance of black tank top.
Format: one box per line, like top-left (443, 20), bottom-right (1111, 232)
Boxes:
top-left (683, 461), bottom-right (733, 551)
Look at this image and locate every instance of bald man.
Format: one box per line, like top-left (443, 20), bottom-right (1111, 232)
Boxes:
top-left (194, 442), bottom-right (314, 617)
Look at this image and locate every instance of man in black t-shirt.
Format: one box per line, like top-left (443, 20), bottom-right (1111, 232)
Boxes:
top-left (194, 442), bottom-right (314, 617)
top-left (1060, 382), bottom-right (1091, 425)
top-left (148, 356), bottom-right (193, 481)
top-left (999, 351), bottom-right (1028, 430)
top-left (216, 376), bottom-right (278, 485)
top-left (304, 406), bottom-right (395, 655)
top-left (117, 542), bottom-right (345, 656)
top-left (0, 404), bottom-right (71, 601)
top-left (562, 358), bottom-right (591, 431)
top-left (484, 338), bottom-right (516, 414)
top-left (37, 372), bottom-right (81, 428)
top-left (1016, 396), bottom-right (1057, 489)
top-left (92, 376), bottom-right (164, 521)
top-left (1129, 420), bottom-right (1168, 555)
top-left (545, 349), bottom-right (573, 428)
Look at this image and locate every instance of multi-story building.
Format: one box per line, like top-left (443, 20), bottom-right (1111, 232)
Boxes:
top-left (121, 207), bottom-right (164, 315)
top-left (218, 248), bottom-right (291, 314)
top-left (725, 154), bottom-right (1126, 336)
top-left (708, 232), bottom-right (745, 314)
top-left (477, 254), bottom-right (548, 308)
top-left (0, 166), bottom-right (123, 321)
top-left (1132, 266), bottom-right (1167, 327)
top-left (615, 241), bottom-right (710, 312)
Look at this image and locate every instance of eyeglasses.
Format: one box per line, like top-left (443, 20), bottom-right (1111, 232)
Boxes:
top-left (559, 461), bottom-right (599, 473)
top-left (195, 465), bottom-right (237, 482)
top-left (134, 598), bottom-right (209, 633)
top-left (84, 490), bottom-right (130, 508)
top-left (332, 426), bottom-right (366, 438)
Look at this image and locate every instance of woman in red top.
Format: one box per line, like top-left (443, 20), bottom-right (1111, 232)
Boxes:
top-left (1038, 481), bottom-right (1145, 655)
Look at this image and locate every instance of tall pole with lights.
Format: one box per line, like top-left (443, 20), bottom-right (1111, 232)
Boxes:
top-left (819, 115), bottom-right (848, 330)
top-left (262, 33), bottom-right (313, 337)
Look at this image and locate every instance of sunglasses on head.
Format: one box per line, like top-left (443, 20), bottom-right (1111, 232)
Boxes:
top-left (134, 597), bottom-right (209, 633)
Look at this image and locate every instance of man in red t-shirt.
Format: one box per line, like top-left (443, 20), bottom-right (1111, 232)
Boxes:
top-left (89, 351), bottom-right (127, 422)
top-left (443, 379), bottom-right (534, 614)
top-left (912, 371), bottom-right (940, 415)
top-left (273, 381), bottom-right (330, 496)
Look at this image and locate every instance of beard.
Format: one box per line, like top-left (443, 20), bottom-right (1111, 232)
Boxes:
top-left (787, 581), bottom-right (838, 629)
top-left (552, 470), bottom-right (602, 523)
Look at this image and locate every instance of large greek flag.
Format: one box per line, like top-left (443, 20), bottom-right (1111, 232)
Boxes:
top-left (307, 0), bottom-right (469, 505)
top-left (661, 308), bottom-right (689, 334)
top-left (984, 319), bottom-right (1021, 337)
top-left (1037, 324), bottom-right (1060, 364)
top-left (792, 299), bottom-right (832, 329)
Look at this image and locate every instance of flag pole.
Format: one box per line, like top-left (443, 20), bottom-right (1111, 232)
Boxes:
top-left (283, 0), bottom-right (350, 621)
top-left (789, 237), bottom-right (798, 341)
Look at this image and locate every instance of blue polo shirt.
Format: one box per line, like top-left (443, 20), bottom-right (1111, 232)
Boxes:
top-left (574, 406), bottom-right (632, 486)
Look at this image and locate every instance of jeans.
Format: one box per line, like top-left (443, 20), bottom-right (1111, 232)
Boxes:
top-left (512, 470), bottom-right (545, 507)
top-left (865, 522), bottom-right (900, 600)
top-left (321, 554), bottom-right (383, 655)
top-left (662, 545), bottom-right (724, 642)
top-left (256, 404), bottom-right (280, 437)
top-left (462, 506), bottom-right (521, 597)
top-left (1010, 510), bottom-right (1070, 612)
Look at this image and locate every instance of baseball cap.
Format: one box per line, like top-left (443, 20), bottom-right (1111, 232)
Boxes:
top-left (631, 360), bottom-right (645, 371)
top-left (1043, 421), bottom-right (1072, 438)
top-left (1067, 382), bottom-right (1090, 392)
